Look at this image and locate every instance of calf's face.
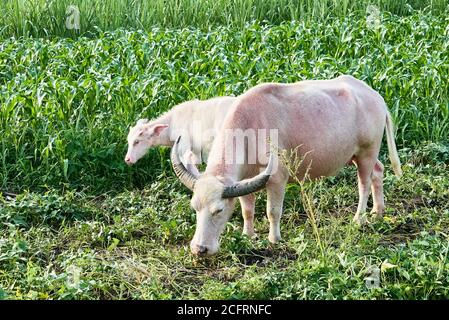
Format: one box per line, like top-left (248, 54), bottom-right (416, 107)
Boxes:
top-left (125, 120), bottom-right (168, 165)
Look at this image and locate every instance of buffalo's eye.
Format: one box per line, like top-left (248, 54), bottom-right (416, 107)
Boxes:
top-left (133, 140), bottom-right (139, 146)
top-left (212, 209), bottom-right (223, 216)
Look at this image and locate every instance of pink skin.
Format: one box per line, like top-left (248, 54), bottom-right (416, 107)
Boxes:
top-left (188, 75), bottom-right (402, 256)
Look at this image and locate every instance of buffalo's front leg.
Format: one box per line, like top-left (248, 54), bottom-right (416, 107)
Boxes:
top-left (266, 182), bottom-right (286, 243)
top-left (239, 194), bottom-right (256, 237)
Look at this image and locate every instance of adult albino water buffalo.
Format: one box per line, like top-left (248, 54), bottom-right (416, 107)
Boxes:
top-left (171, 75), bottom-right (402, 256)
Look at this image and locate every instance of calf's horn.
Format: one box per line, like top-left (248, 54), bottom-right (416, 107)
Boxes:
top-left (171, 136), bottom-right (197, 191)
top-left (222, 154), bottom-right (274, 198)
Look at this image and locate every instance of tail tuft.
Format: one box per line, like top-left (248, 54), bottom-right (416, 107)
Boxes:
top-left (385, 111), bottom-right (402, 178)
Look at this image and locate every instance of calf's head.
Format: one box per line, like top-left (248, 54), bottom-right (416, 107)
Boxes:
top-left (171, 136), bottom-right (273, 256)
top-left (125, 119), bottom-right (168, 165)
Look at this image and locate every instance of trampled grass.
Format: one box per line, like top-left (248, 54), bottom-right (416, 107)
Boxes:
top-left (0, 9), bottom-right (449, 300)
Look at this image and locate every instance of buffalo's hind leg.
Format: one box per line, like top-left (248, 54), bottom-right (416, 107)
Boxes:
top-left (353, 156), bottom-right (377, 226)
top-left (370, 159), bottom-right (385, 219)
top-left (265, 171), bottom-right (289, 243)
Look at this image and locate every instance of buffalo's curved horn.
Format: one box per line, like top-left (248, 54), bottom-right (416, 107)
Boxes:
top-left (171, 136), bottom-right (197, 191)
top-left (222, 154), bottom-right (274, 198)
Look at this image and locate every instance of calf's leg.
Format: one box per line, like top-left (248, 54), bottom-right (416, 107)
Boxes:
top-left (182, 151), bottom-right (200, 176)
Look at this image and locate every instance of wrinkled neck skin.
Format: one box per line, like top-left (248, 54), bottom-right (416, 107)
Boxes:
top-left (204, 131), bottom-right (263, 185)
top-left (204, 154), bottom-right (245, 186)
top-left (150, 113), bottom-right (172, 146)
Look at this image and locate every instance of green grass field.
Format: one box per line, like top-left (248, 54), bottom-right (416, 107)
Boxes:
top-left (1, 0), bottom-right (448, 38)
top-left (1, 4), bottom-right (449, 299)
top-left (1, 145), bottom-right (448, 299)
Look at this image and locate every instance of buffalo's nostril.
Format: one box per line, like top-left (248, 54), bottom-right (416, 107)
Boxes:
top-left (197, 245), bottom-right (208, 255)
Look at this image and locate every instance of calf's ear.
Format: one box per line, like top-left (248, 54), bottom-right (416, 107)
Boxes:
top-left (139, 124), bottom-right (168, 137)
top-left (153, 124), bottom-right (169, 136)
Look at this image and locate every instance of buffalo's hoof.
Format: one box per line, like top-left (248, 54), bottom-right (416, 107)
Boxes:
top-left (268, 234), bottom-right (282, 243)
top-left (353, 214), bottom-right (369, 226)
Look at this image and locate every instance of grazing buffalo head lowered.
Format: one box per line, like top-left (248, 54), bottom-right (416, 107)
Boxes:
top-left (125, 119), bottom-right (169, 165)
top-left (171, 136), bottom-right (273, 256)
